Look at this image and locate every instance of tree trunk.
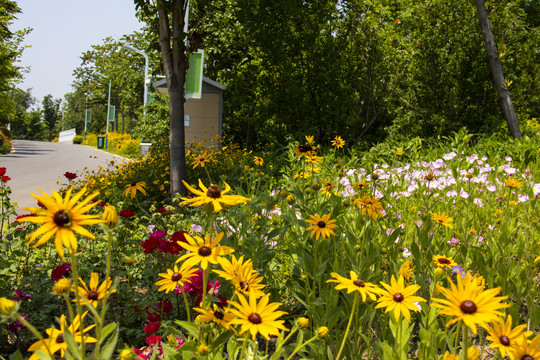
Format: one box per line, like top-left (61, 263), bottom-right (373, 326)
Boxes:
top-left (474, 0), bottom-right (522, 139)
top-left (157, 0), bottom-right (187, 195)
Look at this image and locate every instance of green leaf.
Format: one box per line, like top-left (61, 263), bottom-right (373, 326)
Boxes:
top-left (34, 350), bottom-right (54, 360)
top-left (99, 322), bottom-right (118, 360)
top-left (63, 330), bottom-right (82, 360)
top-left (174, 320), bottom-right (199, 338)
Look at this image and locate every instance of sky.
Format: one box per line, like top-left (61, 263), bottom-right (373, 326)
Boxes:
top-left (12, 0), bottom-right (144, 106)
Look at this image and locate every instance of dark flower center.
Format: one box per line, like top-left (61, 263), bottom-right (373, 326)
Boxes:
top-left (53, 210), bottom-right (71, 227)
top-left (460, 300), bottom-right (477, 314)
top-left (56, 333), bottom-right (64, 343)
top-left (371, 173), bottom-right (379, 180)
top-left (239, 281), bottom-right (248, 290)
top-left (214, 310), bottom-right (224, 320)
top-left (299, 144), bottom-right (313, 153)
top-left (198, 246), bottom-right (212, 257)
top-left (248, 313), bottom-right (262, 324)
top-left (171, 272), bottom-right (182, 282)
top-left (317, 221), bottom-right (326, 228)
top-left (353, 280), bottom-right (365, 287)
top-left (522, 356), bottom-right (534, 360)
top-left (206, 185), bottom-right (222, 199)
top-left (438, 258), bottom-right (451, 264)
top-left (131, 183), bottom-right (137, 186)
top-left (88, 291), bottom-right (98, 300)
top-left (393, 293), bottom-right (404, 302)
top-left (500, 335), bottom-right (510, 346)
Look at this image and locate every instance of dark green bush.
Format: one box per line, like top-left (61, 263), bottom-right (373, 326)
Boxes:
top-left (72, 135), bottom-right (83, 144)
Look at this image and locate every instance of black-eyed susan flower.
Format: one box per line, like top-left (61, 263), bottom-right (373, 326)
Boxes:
top-left (194, 303), bottom-right (235, 329)
top-left (504, 177), bottom-right (523, 189)
top-left (431, 211), bottom-right (453, 228)
top-left (305, 213), bottom-right (338, 240)
top-left (305, 135), bottom-right (314, 144)
top-left (295, 143), bottom-right (316, 156)
top-left (155, 264), bottom-right (198, 293)
top-left (433, 255), bottom-right (457, 269)
top-left (52, 278), bottom-right (72, 295)
top-left (507, 333), bottom-right (540, 360)
top-left (431, 272), bottom-right (510, 334)
top-left (326, 271), bottom-right (379, 302)
top-left (396, 148), bottom-right (404, 156)
top-left (230, 263), bottom-right (266, 298)
top-left (19, 187), bottom-right (102, 260)
top-left (176, 232), bottom-right (234, 270)
top-left (484, 315), bottom-right (534, 358)
top-left (353, 181), bottom-right (370, 191)
top-left (0, 297), bottom-right (18, 320)
top-left (214, 255), bottom-right (253, 281)
top-left (191, 151), bottom-right (211, 169)
top-left (181, 179), bottom-right (250, 212)
top-left (123, 182), bottom-right (147, 199)
top-left (353, 194), bottom-right (384, 220)
top-left (253, 156), bottom-right (264, 166)
top-left (374, 275), bottom-right (426, 322)
top-left (399, 261), bottom-right (414, 282)
top-left (227, 292), bottom-right (288, 340)
top-left (102, 204), bottom-right (118, 228)
top-left (305, 155), bottom-right (323, 164)
top-left (331, 135), bottom-right (345, 149)
top-left (74, 272), bottom-right (116, 308)
top-left (27, 312), bottom-right (96, 360)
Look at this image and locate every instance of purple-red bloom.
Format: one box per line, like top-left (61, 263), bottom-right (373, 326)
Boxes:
top-left (119, 209), bottom-right (136, 218)
top-left (51, 263), bottom-right (72, 281)
top-left (63, 172), bottom-right (78, 180)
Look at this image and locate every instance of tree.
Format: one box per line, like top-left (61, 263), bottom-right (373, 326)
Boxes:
top-left (135, 0), bottom-right (189, 195)
top-left (42, 94), bottom-right (61, 141)
top-left (475, 0), bottom-right (522, 138)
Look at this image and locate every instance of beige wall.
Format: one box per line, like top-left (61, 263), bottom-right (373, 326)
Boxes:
top-left (185, 93), bottom-right (220, 147)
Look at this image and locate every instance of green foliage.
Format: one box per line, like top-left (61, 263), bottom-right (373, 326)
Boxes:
top-left (72, 135), bottom-right (83, 144)
top-left (41, 94), bottom-right (62, 142)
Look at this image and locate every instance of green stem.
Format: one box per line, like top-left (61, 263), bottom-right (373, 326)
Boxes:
top-left (462, 324), bottom-right (470, 359)
top-left (202, 268), bottom-right (209, 309)
top-left (182, 290), bottom-right (191, 322)
top-left (69, 251), bottom-right (86, 360)
top-left (63, 293), bottom-right (75, 325)
top-left (271, 327), bottom-right (298, 360)
top-left (95, 230), bottom-right (114, 356)
top-left (335, 293), bottom-right (359, 360)
top-left (397, 318), bottom-right (403, 360)
top-left (15, 313), bottom-right (52, 355)
top-left (239, 334), bottom-right (249, 360)
top-left (286, 336), bottom-right (318, 360)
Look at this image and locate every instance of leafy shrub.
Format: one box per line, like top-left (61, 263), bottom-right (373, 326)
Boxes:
top-left (72, 135), bottom-right (83, 144)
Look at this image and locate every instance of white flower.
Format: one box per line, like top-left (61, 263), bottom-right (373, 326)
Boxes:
top-left (473, 198), bottom-right (484, 207)
top-left (442, 152), bottom-right (457, 161)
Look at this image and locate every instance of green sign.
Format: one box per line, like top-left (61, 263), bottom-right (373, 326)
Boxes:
top-left (85, 109), bottom-right (91, 123)
top-left (108, 105), bottom-right (115, 122)
top-left (186, 50), bottom-right (204, 99)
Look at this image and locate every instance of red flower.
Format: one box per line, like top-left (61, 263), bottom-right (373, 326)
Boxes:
top-left (63, 172), bottom-right (78, 180)
top-left (15, 214), bottom-right (35, 221)
top-left (51, 263), bottom-right (72, 281)
top-left (0, 167), bottom-right (6, 176)
top-left (156, 300), bottom-right (173, 314)
top-left (155, 208), bottom-right (167, 214)
top-left (144, 321), bottom-right (160, 335)
top-left (147, 311), bottom-right (160, 322)
top-left (146, 335), bottom-right (162, 346)
top-left (119, 209), bottom-right (135, 218)
top-left (1, 176), bottom-right (10, 183)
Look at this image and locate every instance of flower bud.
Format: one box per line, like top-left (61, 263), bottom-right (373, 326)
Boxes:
top-left (198, 344), bottom-right (209, 355)
top-left (297, 317), bottom-right (309, 328)
top-left (52, 278), bottom-right (72, 295)
top-left (102, 204), bottom-right (118, 228)
top-left (119, 348), bottom-right (135, 360)
top-left (0, 297), bottom-right (18, 319)
top-left (317, 326), bottom-right (329, 338)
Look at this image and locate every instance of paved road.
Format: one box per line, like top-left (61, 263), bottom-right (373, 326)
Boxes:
top-left (0, 140), bottom-right (126, 214)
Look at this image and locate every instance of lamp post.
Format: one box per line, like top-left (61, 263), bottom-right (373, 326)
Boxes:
top-left (124, 44), bottom-right (149, 115)
top-left (96, 72), bottom-right (112, 149)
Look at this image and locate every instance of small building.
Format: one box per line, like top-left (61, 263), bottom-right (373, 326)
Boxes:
top-left (152, 77), bottom-right (226, 146)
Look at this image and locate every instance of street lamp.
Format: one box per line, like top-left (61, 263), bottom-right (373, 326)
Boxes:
top-left (124, 44), bottom-right (149, 115)
top-left (96, 72), bottom-right (112, 149)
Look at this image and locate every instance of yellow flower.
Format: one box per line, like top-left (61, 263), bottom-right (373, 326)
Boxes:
top-left (353, 194), bottom-right (384, 220)
top-left (194, 303), bottom-right (235, 329)
top-left (123, 182), bottom-right (147, 199)
top-left (432, 255), bottom-right (457, 269)
top-left (229, 262), bottom-right (266, 298)
top-left (467, 346), bottom-right (479, 360)
top-left (305, 213), bottom-right (338, 240)
top-left (509, 200), bottom-right (518, 206)
top-left (331, 135), bottom-right (345, 149)
top-left (396, 148), bottom-right (404, 156)
top-left (253, 156), bottom-right (264, 166)
top-left (535, 256), bottom-right (540, 264)
top-left (297, 317), bottom-right (309, 328)
top-left (295, 143), bottom-right (316, 156)
top-left (27, 312), bottom-right (96, 360)
top-left (305, 135), bottom-right (314, 144)
top-left (399, 261), bottom-right (414, 282)
top-left (431, 272), bottom-right (510, 334)
top-left (74, 272), bottom-right (116, 308)
top-left (227, 292), bottom-right (289, 340)
top-left (317, 326), bottom-right (329, 338)
top-left (155, 263), bottom-right (198, 293)
top-left (484, 315), bottom-right (533, 358)
top-left (191, 151), bottom-right (211, 169)
top-left (52, 278), bottom-right (72, 295)
top-left (119, 348), bottom-right (135, 360)
top-left (504, 177), bottom-right (523, 189)
top-left (176, 232), bottom-right (234, 270)
top-left (19, 187), bottom-right (102, 260)
top-left (0, 297), bottom-right (18, 319)
top-left (198, 344), bottom-right (209, 355)
top-left (374, 275), bottom-right (426, 322)
top-left (181, 179), bottom-right (250, 212)
top-left (507, 333), bottom-right (540, 360)
top-left (305, 155), bottom-right (323, 164)
top-left (214, 255), bottom-right (253, 281)
top-left (443, 351), bottom-right (459, 360)
top-left (326, 271), bottom-right (379, 302)
top-left (102, 204), bottom-right (118, 228)
top-left (431, 211), bottom-right (453, 228)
